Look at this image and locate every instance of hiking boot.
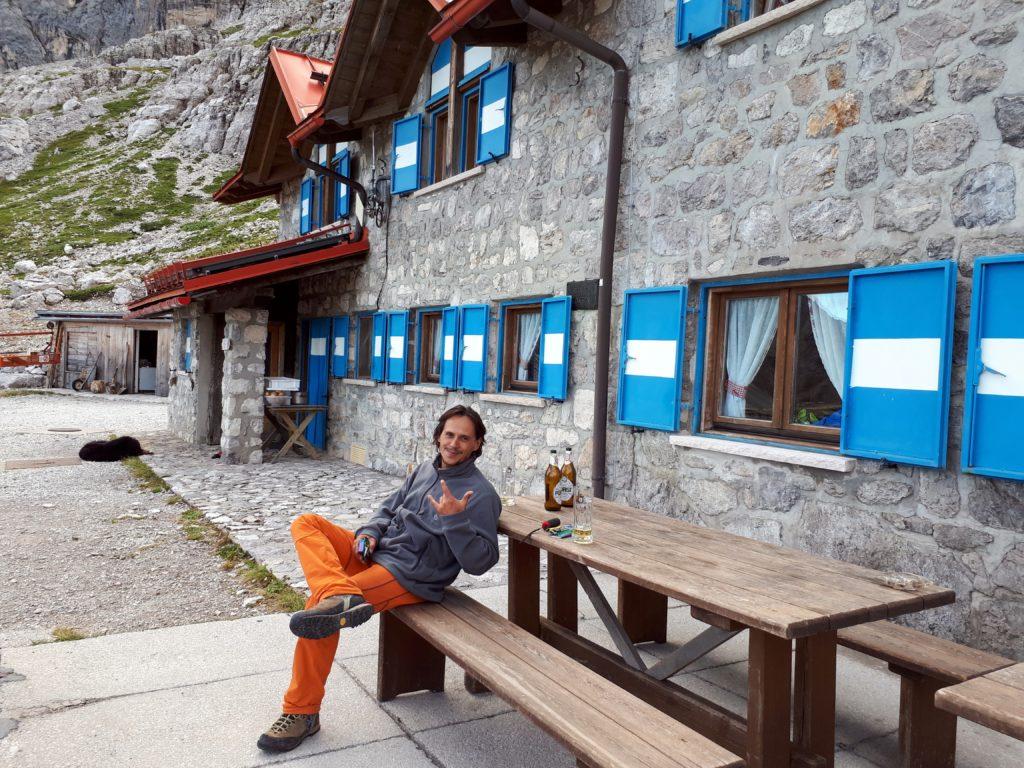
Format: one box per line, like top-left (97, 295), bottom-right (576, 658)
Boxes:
top-left (288, 593), bottom-right (373, 639)
top-left (256, 713), bottom-right (320, 752)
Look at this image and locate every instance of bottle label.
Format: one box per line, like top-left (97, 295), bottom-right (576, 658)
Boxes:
top-left (553, 477), bottom-right (574, 504)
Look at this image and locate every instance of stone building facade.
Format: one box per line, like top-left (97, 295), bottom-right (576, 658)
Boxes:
top-left (169, 0), bottom-right (1023, 656)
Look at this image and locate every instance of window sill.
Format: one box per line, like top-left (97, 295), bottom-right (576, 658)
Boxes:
top-left (411, 165), bottom-right (485, 199)
top-left (711, 0), bottom-right (830, 48)
top-left (405, 384), bottom-right (446, 395)
top-left (669, 434), bottom-right (856, 473)
top-left (341, 378), bottom-right (376, 388)
top-left (478, 392), bottom-right (545, 409)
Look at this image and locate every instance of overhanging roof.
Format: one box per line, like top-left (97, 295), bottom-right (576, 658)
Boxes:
top-left (126, 225), bottom-right (368, 319)
top-left (214, 48), bottom-right (340, 205)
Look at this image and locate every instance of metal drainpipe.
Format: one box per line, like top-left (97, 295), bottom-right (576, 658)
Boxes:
top-left (290, 145), bottom-right (367, 243)
top-left (509, 0), bottom-right (627, 499)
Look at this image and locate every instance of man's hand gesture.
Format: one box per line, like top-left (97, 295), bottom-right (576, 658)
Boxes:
top-left (428, 480), bottom-right (473, 517)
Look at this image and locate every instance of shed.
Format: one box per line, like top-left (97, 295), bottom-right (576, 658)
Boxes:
top-left (34, 310), bottom-right (172, 395)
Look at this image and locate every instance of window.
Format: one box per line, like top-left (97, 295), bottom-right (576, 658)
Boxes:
top-left (500, 303), bottom-right (542, 393)
top-left (356, 314), bottom-right (374, 378)
top-left (676, 0), bottom-right (803, 47)
top-left (700, 277), bottom-right (848, 446)
top-left (181, 319), bottom-right (192, 371)
top-left (416, 309), bottom-right (444, 384)
top-left (424, 43), bottom-right (491, 183)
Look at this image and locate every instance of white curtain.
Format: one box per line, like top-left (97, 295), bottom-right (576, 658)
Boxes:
top-left (517, 312), bottom-right (542, 380)
top-left (724, 297), bottom-right (779, 418)
top-left (431, 317), bottom-right (443, 375)
top-left (807, 292), bottom-right (848, 398)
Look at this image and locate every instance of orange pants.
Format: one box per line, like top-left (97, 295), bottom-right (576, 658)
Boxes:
top-left (282, 513), bottom-right (422, 714)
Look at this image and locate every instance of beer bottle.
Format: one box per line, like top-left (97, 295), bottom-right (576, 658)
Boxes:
top-left (544, 450), bottom-right (562, 512)
top-left (557, 447), bottom-right (576, 508)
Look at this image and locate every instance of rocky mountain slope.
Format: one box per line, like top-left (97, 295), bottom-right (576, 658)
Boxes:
top-left (0, 0), bottom-right (351, 359)
top-left (0, 0), bottom-right (241, 72)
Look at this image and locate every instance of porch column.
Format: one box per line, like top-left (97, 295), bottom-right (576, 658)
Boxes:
top-left (220, 307), bottom-right (268, 464)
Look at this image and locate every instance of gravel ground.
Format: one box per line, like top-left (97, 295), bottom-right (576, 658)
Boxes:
top-left (0, 391), bottom-right (278, 649)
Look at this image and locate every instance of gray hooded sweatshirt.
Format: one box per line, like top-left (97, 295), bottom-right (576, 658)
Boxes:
top-left (356, 455), bottom-right (501, 602)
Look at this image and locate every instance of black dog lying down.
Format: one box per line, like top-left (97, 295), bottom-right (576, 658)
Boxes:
top-left (79, 436), bottom-right (153, 462)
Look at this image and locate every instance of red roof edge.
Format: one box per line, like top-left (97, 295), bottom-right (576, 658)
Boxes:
top-left (429, 0), bottom-right (500, 43)
top-left (124, 292), bottom-right (191, 320)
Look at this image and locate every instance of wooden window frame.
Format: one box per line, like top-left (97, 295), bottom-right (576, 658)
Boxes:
top-left (418, 310), bottom-right (443, 384)
top-left (501, 303), bottom-right (542, 394)
top-left (700, 276), bottom-right (847, 447)
top-left (427, 44), bottom-right (489, 183)
top-left (356, 314), bottom-right (374, 379)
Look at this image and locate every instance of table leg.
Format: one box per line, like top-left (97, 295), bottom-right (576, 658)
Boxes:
top-left (271, 413), bottom-right (304, 463)
top-left (617, 579), bottom-right (668, 644)
top-left (747, 629), bottom-right (792, 768)
top-left (508, 539), bottom-right (540, 636)
top-left (289, 412), bottom-right (321, 458)
top-left (793, 632), bottom-right (837, 768)
top-left (547, 552), bottom-right (578, 632)
top-left (898, 670), bottom-right (956, 768)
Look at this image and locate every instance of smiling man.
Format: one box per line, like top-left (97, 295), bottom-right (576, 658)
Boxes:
top-left (258, 405), bottom-right (501, 753)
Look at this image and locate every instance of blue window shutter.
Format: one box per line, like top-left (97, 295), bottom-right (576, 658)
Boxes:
top-left (385, 310), bottom-right (409, 384)
top-left (331, 316), bottom-right (349, 378)
top-left (616, 286), bottom-right (687, 432)
top-left (440, 306), bottom-right (460, 389)
top-left (371, 311), bottom-right (386, 382)
top-left (458, 304), bottom-right (489, 392)
top-left (311, 175), bottom-right (321, 230)
top-left (429, 38), bottom-right (452, 105)
top-left (476, 63), bottom-right (513, 166)
top-left (333, 150), bottom-right (350, 220)
top-left (962, 254), bottom-right (1024, 481)
top-left (299, 179), bottom-right (312, 234)
top-left (183, 319), bottom-right (192, 371)
top-left (676, 0), bottom-right (730, 48)
top-left (391, 115), bottom-right (422, 194)
top-left (305, 318), bottom-right (331, 450)
top-left (841, 261), bottom-right (956, 468)
top-left (538, 296), bottom-right (572, 400)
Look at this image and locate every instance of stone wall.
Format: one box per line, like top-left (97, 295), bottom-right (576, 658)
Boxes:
top-left (283, 0), bottom-right (1022, 656)
top-left (219, 307), bottom-right (267, 464)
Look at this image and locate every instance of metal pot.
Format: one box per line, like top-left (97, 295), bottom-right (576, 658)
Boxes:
top-left (292, 392), bottom-right (308, 405)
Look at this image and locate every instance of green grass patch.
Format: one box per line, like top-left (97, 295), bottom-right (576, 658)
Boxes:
top-left (221, 24), bottom-right (244, 36)
top-left (202, 167), bottom-right (240, 195)
top-left (52, 627), bottom-right (88, 642)
top-left (0, 389), bottom-right (55, 397)
top-left (63, 283), bottom-right (115, 301)
top-left (123, 457), bottom-right (170, 493)
top-left (251, 27), bottom-right (312, 48)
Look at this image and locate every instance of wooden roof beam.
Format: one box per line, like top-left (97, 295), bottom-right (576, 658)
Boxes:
top-left (349, 0), bottom-right (401, 121)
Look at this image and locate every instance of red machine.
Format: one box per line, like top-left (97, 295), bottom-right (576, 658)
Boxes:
top-left (0, 330), bottom-right (61, 368)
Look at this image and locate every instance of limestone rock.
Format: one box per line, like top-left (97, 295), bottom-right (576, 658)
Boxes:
top-left (948, 54), bottom-right (1006, 102)
top-left (870, 69), bottom-right (935, 123)
top-left (788, 72), bottom-right (820, 107)
top-left (12, 258), bottom-right (36, 273)
top-left (126, 118), bottom-right (162, 143)
top-left (896, 12), bottom-right (969, 61)
top-left (733, 162), bottom-right (771, 205)
top-left (698, 132), bottom-right (753, 166)
top-left (779, 144), bottom-right (839, 196)
top-left (951, 163), bottom-right (1016, 229)
top-left (761, 112), bottom-right (800, 148)
top-left (857, 34), bottom-right (892, 81)
top-left (884, 128), bottom-right (909, 174)
top-left (875, 182), bottom-right (942, 232)
top-left (746, 92), bottom-right (774, 121)
top-left (846, 136), bottom-right (878, 189)
top-left (111, 285), bottom-right (134, 305)
top-left (934, 525), bottom-right (994, 552)
top-left (0, 118), bottom-right (30, 162)
top-left (806, 91), bottom-right (861, 138)
top-left (871, 0), bottom-right (898, 22)
top-left (968, 478), bottom-right (1024, 533)
top-left (971, 23), bottom-right (1018, 47)
top-left (824, 1), bottom-right (867, 37)
top-left (776, 24), bottom-right (813, 57)
top-left (678, 173), bottom-right (726, 212)
top-left (995, 96), bottom-right (1024, 148)
top-left (789, 198), bottom-right (863, 242)
top-left (41, 287), bottom-right (64, 305)
top-left (856, 478), bottom-right (913, 505)
top-left (911, 114), bottom-right (978, 174)
top-left (736, 204), bottom-right (781, 249)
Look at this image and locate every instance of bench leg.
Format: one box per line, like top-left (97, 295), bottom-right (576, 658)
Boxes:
top-left (463, 671), bottom-right (491, 695)
top-left (747, 629), bottom-right (792, 768)
top-left (547, 552), bottom-right (578, 632)
top-left (377, 611), bottom-right (445, 702)
top-left (793, 632), bottom-right (837, 768)
top-left (897, 670), bottom-right (956, 768)
top-left (617, 579), bottom-right (668, 644)
top-left (509, 538), bottom-right (540, 636)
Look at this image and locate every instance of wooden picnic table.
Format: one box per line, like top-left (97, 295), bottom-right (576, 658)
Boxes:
top-left (935, 662), bottom-right (1024, 742)
top-left (499, 496), bottom-right (956, 768)
top-left (262, 404), bottom-right (327, 463)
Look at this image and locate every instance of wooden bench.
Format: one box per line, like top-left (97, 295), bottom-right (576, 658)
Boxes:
top-left (935, 662), bottom-right (1024, 742)
top-left (835, 620), bottom-right (1014, 768)
top-left (377, 587), bottom-right (743, 768)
